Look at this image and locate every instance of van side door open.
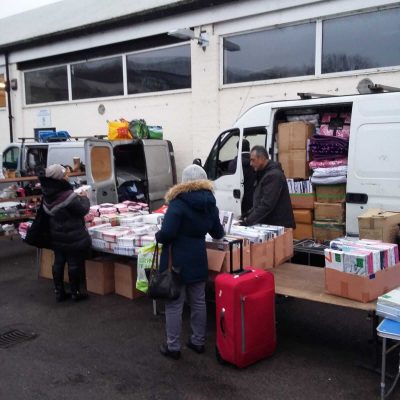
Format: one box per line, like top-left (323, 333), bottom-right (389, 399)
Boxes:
top-left (346, 92), bottom-right (400, 235)
top-left (84, 138), bottom-right (118, 204)
top-left (203, 129), bottom-right (242, 217)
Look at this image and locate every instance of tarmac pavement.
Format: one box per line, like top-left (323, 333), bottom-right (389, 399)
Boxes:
top-left (0, 238), bottom-right (395, 400)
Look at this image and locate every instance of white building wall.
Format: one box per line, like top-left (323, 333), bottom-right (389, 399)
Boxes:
top-left (1, 0), bottom-right (400, 177)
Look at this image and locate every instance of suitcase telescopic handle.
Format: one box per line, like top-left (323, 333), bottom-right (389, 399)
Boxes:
top-left (220, 308), bottom-right (226, 337)
top-left (228, 239), bottom-right (251, 276)
top-left (229, 239), bottom-right (243, 273)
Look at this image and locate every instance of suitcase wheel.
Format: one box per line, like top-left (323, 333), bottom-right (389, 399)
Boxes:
top-left (215, 346), bottom-right (227, 365)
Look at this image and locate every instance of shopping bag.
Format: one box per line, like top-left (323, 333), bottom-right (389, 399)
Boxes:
top-left (148, 243), bottom-right (181, 300)
top-left (136, 242), bottom-right (159, 293)
top-left (128, 119), bottom-right (149, 139)
top-left (24, 202), bottom-right (52, 249)
top-left (107, 119), bottom-right (132, 140)
top-left (147, 125), bottom-right (163, 140)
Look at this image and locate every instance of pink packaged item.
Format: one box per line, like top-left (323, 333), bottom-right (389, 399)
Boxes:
top-left (122, 200), bottom-right (137, 207)
top-left (309, 158), bottom-right (348, 169)
top-left (102, 227), bottom-right (132, 243)
top-left (99, 207), bottom-right (117, 215)
top-left (115, 204), bottom-right (129, 213)
top-left (319, 112), bottom-right (351, 140)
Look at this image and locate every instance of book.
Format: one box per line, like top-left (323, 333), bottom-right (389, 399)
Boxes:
top-left (377, 318), bottom-right (400, 340)
top-left (376, 303), bottom-right (400, 322)
top-left (378, 287), bottom-right (400, 308)
top-left (219, 210), bottom-right (234, 234)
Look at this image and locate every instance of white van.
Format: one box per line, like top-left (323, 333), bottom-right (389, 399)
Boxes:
top-left (1, 138), bottom-right (176, 211)
top-left (199, 90), bottom-right (400, 236)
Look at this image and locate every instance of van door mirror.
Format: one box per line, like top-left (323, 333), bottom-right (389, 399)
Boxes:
top-left (193, 158), bottom-right (202, 167)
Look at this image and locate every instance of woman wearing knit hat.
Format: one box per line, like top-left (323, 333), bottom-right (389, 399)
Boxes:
top-left (155, 164), bottom-right (224, 360)
top-left (39, 164), bottom-right (91, 302)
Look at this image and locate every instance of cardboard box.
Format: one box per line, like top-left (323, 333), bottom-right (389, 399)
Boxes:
top-left (250, 240), bottom-right (274, 270)
top-left (278, 121), bottom-right (313, 152)
top-left (290, 193), bottom-right (315, 209)
top-left (293, 209), bottom-right (313, 224)
top-left (293, 223), bottom-right (313, 240)
top-left (114, 260), bottom-right (144, 300)
top-left (358, 209), bottom-right (400, 243)
top-left (315, 184), bottom-right (346, 203)
top-left (274, 228), bottom-right (294, 267)
top-left (39, 249), bottom-right (68, 282)
top-left (85, 258), bottom-right (115, 295)
top-left (279, 151), bottom-right (309, 179)
top-left (325, 263), bottom-right (400, 303)
top-left (313, 221), bottom-right (345, 242)
top-left (314, 202), bottom-right (345, 222)
top-left (207, 242), bottom-right (251, 273)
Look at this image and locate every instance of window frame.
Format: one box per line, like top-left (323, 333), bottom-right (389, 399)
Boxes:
top-left (220, 6), bottom-right (400, 88)
top-left (22, 43), bottom-right (192, 107)
top-left (23, 62), bottom-right (70, 107)
top-left (222, 21), bottom-right (317, 86)
top-left (70, 54), bottom-right (124, 101)
top-left (125, 42), bottom-right (192, 95)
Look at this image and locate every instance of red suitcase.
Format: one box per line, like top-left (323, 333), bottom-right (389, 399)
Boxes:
top-left (215, 239), bottom-right (276, 368)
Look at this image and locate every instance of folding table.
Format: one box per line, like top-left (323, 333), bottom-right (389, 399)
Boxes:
top-left (377, 318), bottom-right (400, 399)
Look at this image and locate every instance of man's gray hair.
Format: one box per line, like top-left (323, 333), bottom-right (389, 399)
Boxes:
top-left (251, 145), bottom-right (269, 159)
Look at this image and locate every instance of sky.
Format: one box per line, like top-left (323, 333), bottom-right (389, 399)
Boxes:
top-left (0, 0), bottom-right (62, 19)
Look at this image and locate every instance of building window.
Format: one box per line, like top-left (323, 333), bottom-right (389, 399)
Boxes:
top-left (71, 56), bottom-right (123, 100)
top-left (322, 8), bottom-right (400, 73)
top-left (0, 74), bottom-right (5, 107)
top-left (223, 23), bottom-right (315, 84)
top-left (126, 44), bottom-right (191, 94)
top-left (25, 66), bottom-right (68, 104)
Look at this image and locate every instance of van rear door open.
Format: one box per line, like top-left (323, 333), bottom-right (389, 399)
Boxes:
top-left (346, 92), bottom-right (400, 235)
top-left (142, 140), bottom-right (174, 210)
top-left (84, 138), bottom-right (118, 204)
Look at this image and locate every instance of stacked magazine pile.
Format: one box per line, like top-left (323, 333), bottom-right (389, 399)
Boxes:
top-left (377, 287), bottom-right (400, 322)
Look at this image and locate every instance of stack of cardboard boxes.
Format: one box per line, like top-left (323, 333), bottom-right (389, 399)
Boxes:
top-left (324, 208), bottom-right (400, 303)
top-left (312, 184), bottom-right (346, 242)
top-left (278, 121), bottom-right (314, 240)
top-left (39, 249), bottom-right (145, 300)
top-left (278, 121), bottom-right (313, 180)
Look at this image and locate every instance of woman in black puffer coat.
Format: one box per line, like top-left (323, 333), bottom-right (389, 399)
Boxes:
top-left (39, 164), bottom-right (91, 302)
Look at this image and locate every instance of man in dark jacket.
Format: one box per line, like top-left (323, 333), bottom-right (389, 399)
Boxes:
top-left (39, 164), bottom-right (91, 302)
top-left (241, 146), bottom-right (295, 228)
top-left (227, 138), bottom-right (255, 215)
top-left (155, 164), bottom-right (224, 360)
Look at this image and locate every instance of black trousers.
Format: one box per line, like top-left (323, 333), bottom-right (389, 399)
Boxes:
top-left (52, 250), bottom-right (85, 293)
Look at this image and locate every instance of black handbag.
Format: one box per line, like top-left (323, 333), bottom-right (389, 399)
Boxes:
top-left (148, 243), bottom-right (181, 300)
top-left (24, 202), bottom-right (52, 249)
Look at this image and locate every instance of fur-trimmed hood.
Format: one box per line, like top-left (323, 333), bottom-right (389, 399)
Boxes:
top-left (165, 179), bottom-right (216, 211)
top-left (165, 180), bottom-right (214, 202)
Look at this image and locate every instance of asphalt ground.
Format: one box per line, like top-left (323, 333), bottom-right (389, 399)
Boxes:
top-left (0, 238), bottom-right (397, 400)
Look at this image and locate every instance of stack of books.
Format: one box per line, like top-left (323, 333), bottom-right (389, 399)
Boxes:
top-left (377, 287), bottom-right (400, 322)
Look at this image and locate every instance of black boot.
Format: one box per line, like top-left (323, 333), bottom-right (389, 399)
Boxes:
top-left (54, 280), bottom-right (70, 302)
top-left (69, 268), bottom-right (88, 302)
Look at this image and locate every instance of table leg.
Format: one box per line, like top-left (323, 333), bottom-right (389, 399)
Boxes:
top-left (153, 299), bottom-right (157, 316)
top-left (381, 337), bottom-right (387, 400)
top-left (36, 248), bottom-right (41, 279)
